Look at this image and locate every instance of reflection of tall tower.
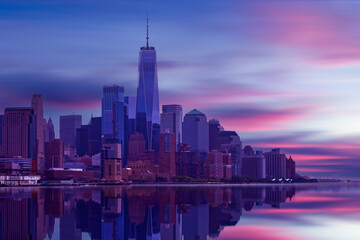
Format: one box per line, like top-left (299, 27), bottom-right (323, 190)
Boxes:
top-left (136, 16), bottom-right (160, 152)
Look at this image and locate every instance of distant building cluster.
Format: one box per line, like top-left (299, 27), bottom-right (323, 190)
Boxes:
top-left (0, 24), bottom-right (296, 184)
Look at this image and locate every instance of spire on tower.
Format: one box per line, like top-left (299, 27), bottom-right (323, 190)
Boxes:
top-left (146, 13), bottom-right (149, 48)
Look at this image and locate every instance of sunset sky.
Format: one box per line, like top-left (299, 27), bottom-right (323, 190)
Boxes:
top-left (0, 0), bottom-right (359, 179)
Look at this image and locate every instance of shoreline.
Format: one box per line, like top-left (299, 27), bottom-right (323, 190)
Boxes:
top-left (1, 181), bottom-right (359, 188)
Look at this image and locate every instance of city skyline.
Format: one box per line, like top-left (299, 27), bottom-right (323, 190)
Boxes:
top-left (0, 0), bottom-right (359, 179)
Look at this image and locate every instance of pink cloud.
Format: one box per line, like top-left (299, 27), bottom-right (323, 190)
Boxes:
top-left (248, 3), bottom-right (360, 66)
top-left (296, 167), bottom-right (342, 173)
top-left (253, 207), bottom-right (360, 216)
top-left (219, 225), bottom-right (302, 240)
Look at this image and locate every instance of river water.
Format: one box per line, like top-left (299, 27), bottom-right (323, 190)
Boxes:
top-left (0, 183), bottom-right (359, 240)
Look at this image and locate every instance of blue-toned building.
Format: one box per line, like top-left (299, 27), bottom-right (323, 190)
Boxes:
top-left (101, 85), bottom-right (124, 137)
top-left (182, 109), bottom-right (209, 153)
top-left (135, 19), bottom-right (160, 153)
top-left (102, 85), bottom-right (128, 161)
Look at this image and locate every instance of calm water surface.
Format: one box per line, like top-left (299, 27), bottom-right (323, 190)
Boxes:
top-left (0, 184), bottom-right (359, 240)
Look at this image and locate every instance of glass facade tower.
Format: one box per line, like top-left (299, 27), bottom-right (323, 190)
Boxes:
top-left (136, 19), bottom-right (160, 152)
top-left (101, 85), bottom-right (124, 137)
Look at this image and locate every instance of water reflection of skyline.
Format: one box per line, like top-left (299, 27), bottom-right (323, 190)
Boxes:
top-left (0, 185), bottom-right (359, 240)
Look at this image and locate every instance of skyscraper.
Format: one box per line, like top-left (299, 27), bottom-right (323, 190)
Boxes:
top-left (125, 96), bottom-right (136, 135)
top-left (31, 94), bottom-right (44, 158)
top-left (286, 156), bottom-right (296, 179)
top-left (264, 148), bottom-right (287, 179)
top-left (1, 107), bottom-right (36, 159)
top-left (47, 117), bottom-right (55, 142)
top-left (160, 105), bottom-right (182, 149)
top-left (182, 109), bottom-right (209, 153)
top-left (76, 124), bottom-right (90, 157)
top-left (216, 131), bottom-right (242, 177)
top-left (136, 17), bottom-right (160, 152)
top-left (208, 119), bottom-right (221, 151)
top-left (59, 115), bottom-right (82, 155)
top-left (101, 85), bottom-right (124, 137)
top-left (88, 116), bottom-right (102, 156)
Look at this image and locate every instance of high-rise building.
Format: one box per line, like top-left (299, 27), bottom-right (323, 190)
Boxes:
top-left (125, 96), bottom-right (136, 130)
top-left (160, 105), bottom-right (183, 149)
top-left (1, 107), bottom-right (36, 159)
top-left (76, 125), bottom-right (90, 157)
top-left (102, 85), bottom-right (128, 160)
top-left (264, 148), bottom-right (287, 179)
top-left (136, 17), bottom-right (160, 152)
top-left (44, 139), bottom-right (64, 170)
top-left (88, 116), bottom-right (102, 156)
top-left (46, 117), bottom-right (55, 142)
top-left (242, 146), bottom-right (265, 179)
top-left (101, 139), bottom-right (122, 180)
top-left (101, 85), bottom-right (124, 137)
top-left (182, 109), bottom-right (209, 153)
top-left (208, 119), bottom-right (221, 151)
top-left (59, 115), bottom-right (82, 154)
top-left (286, 156), bottom-right (296, 179)
top-left (159, 131), bottom-right (176, 181)
top-left (216, 131), bottom-right (242, 177)
top-left (31, 94), bottom-right (45, 158)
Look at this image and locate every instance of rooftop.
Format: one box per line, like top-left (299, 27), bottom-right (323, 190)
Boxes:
top-left (186, 109), bottom-right (205, 116)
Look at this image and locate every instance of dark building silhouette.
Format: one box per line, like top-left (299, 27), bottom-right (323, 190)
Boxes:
top-left (76, 124), bottom-right (90, 157)
top-left (264, 148), bottom-right (287, 179)
top-left (215, 131), bottom-right (242, 177)
top-left (60, 115), bottom-right (82, 156)
top-left (75, 117), bottom-right (102, 157)
top-left (208, 119), bottom-right (221, 151)
top-left (242, 145), bottom-right (266, 179)
top-left (286, 156), bottom-right (296, 179)
top-left (45, 117), bottom-right (55, 142)
top-left (44, 139), bottom-right (64, 170)
top-left (31, 94), bottom-right (45, 161)
top-left (88, 117), bottom-right (102, 156)
top-left (1, 108), bottom-right (36, 159)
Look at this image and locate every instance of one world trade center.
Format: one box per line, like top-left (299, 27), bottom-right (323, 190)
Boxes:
top-left (136, 16), bottom-right (160, 152)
